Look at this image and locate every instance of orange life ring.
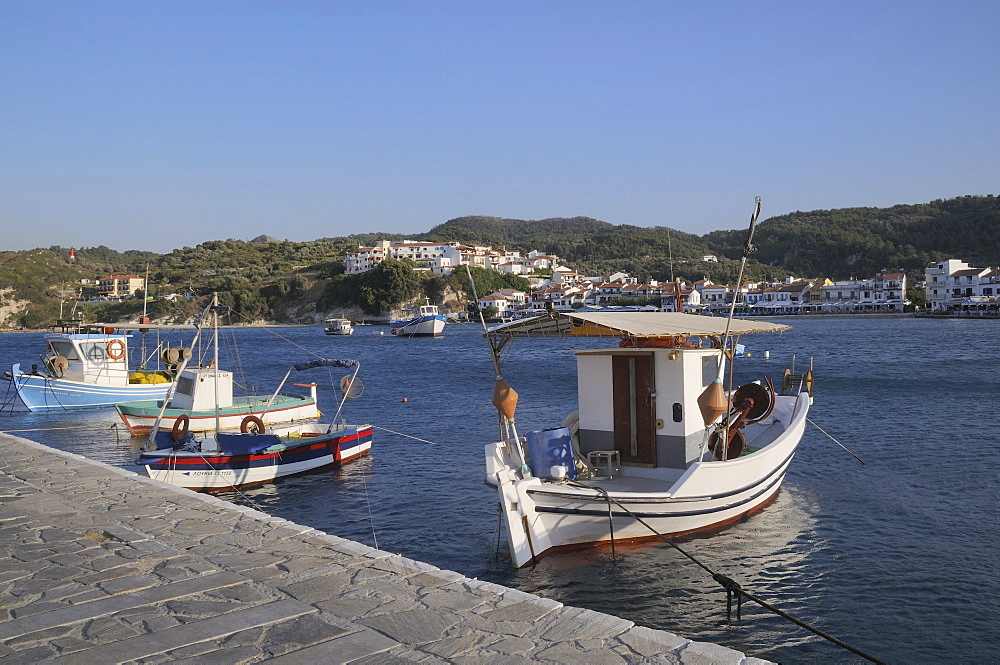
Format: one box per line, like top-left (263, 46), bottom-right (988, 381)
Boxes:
top-left (171, 414), bottom-right (190, 441)
top-left (240, 415), bottom-right (265, 434)
top-left (106, 339), bottom-right (126, 360)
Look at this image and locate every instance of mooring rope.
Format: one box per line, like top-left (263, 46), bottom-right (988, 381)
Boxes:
top-left (361, 474), bottom-right (379, 550)
top-left (565, 480), bottom-right (885, 664)
top-left (808, 418), bottom-right (868, 465)
top-left (0, 377), bottom-right (22, 412)
top-left (1, 425), bottom-right (113, 433)
top-left (262, 327), bottom-right (326, 359)
top-left (371, 425), bottom-right (439, 445)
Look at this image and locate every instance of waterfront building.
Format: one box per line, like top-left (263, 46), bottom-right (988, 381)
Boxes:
top-left (923, 259), bottom-right (998, 310)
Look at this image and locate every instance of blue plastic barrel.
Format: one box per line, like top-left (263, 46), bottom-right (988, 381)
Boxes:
top-left (525, 426), bottom-right (576, 480)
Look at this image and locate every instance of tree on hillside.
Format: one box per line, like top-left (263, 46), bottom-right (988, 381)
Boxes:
top-left (447, 267), bottom-right (531, 298)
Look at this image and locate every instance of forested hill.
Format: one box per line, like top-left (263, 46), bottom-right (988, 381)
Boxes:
top-left (417, 195), bottom-right (1000, 281)
top-left (421, 215), bottom-right (722, 283)
top-left (1, 194), bottom-right (997, 328)
top-left (703, 195), bottom-right (1000, 279)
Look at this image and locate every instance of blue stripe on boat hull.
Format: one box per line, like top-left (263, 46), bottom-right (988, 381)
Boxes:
top-left (138, 428), bottom-right (373, 491)
top-left (10, 366), bottom-right (171, 411)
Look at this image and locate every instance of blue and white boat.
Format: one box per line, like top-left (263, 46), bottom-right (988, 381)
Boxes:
top-left (389, 298), bottom-right (447, 337)
top-left (8, 324), bottom-right (194, 411)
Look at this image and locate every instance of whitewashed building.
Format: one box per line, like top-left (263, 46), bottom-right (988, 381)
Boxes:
top-left (345, 240), bottom-right (559, 277)
top-left (923, 259), bottom-right (1000, 310)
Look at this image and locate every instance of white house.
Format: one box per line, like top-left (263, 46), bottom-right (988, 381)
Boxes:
top-left (345, 239), bottom-right (559, 277)
top-left (923, 259), bottom-right (997, 310)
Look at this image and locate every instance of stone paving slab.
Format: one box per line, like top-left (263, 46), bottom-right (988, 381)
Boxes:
top-left (0, 433), bottom-right (769, 664)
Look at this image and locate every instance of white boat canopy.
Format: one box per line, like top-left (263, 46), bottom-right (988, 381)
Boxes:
top-left (486, 311), bottom-right (790, 347)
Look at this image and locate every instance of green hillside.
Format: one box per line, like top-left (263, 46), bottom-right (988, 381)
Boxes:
top-left (703, 195), bottom-right (1000, 278)
top-left (1, 194), bottom-right (997, 329)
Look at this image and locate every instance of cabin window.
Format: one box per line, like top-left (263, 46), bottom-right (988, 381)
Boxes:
top-left (672, 403), bottom-right (682, 422)
top-left (176, 375), bottom-right (195, 397)
top-left (702, 356), bottom-right (715, 386)
top-left (49, 340), bottom-right (79, 360)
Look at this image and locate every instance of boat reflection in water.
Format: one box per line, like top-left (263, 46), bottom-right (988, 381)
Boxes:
top-left (500, 481), bottom-right (824, 654)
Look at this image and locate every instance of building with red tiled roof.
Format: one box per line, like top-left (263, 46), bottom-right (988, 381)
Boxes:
top-left (96, 274), bottom-right (146, 298)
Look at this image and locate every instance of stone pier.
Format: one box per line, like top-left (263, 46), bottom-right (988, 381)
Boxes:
top-left (0, 433), bottom-right (769, 663)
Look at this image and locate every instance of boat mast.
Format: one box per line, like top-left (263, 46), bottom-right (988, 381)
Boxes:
top-left (140, 263), bottom-right (150, 368)
top-left (465, 265), bottom-right (527, 471)
top-left (720, 197), bottom-right (761, 366)
top-left (213, 293), bottom-right (221, 435)
top-left (697, 197), bottom-right (761, 430)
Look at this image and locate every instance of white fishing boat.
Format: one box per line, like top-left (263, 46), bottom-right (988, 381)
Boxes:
top-left (115, 362), bottom-right (322, 436)
top-left (389, 298), bottom-right (447, 337)
top-left (7, 323), bottom-right (195, 411)
top-left (323, 318), bottom-right (354, 335)
top-left (484, 310), bottom-right (812, 567)
top-left (137, 357), bottom-right (372, 492)
top-left (483, 198), bottom-right (814, 567)
top-left (116, 298), bottom-right (319, 435)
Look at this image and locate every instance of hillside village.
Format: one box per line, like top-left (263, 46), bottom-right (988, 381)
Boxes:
top-left (344, 239), bottom-right (1000, 319)
top-left (23, 239), bottom-right (1000, 328)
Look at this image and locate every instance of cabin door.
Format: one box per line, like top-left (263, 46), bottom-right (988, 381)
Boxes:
top-left (611, 353), bottom-right (656, 465)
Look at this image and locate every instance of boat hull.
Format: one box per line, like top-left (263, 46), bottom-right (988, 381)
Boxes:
top-left (116, 394), bottom-right (320, 436)
top-left (486, 392), bottom-right (810, 567)
top-left (389, 315), bottom-right (446, 337)
top-left (138, 425), bottom-right (373, 492)
top-left (10, 364), bottom-right (171, 411)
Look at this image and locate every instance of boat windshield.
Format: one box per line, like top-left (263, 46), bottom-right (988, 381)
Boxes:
top-left (48, 340), bottom-right (80, 360)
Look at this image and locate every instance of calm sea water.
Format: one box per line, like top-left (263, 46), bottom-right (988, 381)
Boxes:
top-left (2, 317), bottom-right (997, 664)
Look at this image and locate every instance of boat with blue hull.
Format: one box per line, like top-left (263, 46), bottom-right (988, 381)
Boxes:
top-left (7, 324), bottom-right (193, 411)
top-left (390, 298), bottom-right (447, 337)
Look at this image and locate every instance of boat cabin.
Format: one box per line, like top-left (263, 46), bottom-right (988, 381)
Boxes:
top-left (170, 367), bottom-right (234, 411)
top-left (486, 311), bottom-right (792, 480)
top-left (574, 345), bottom-right (721, 474)
top-left (43, 333), bottom-right (131, 385)
top-left (416, 300), bottom-right (439, 317)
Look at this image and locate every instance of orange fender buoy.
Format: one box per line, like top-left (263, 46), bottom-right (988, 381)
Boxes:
top-left (171, 414), bottom-right (190, 441)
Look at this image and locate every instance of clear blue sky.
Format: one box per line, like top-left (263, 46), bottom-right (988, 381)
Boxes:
top-left (3, 1), bottom-right (997, 253)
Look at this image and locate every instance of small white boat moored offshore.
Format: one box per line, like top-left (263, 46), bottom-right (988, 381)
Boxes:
top-left (323, 318), bottom-right (354, 335)
top-left (390, 298), bottom-right (447, 337)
